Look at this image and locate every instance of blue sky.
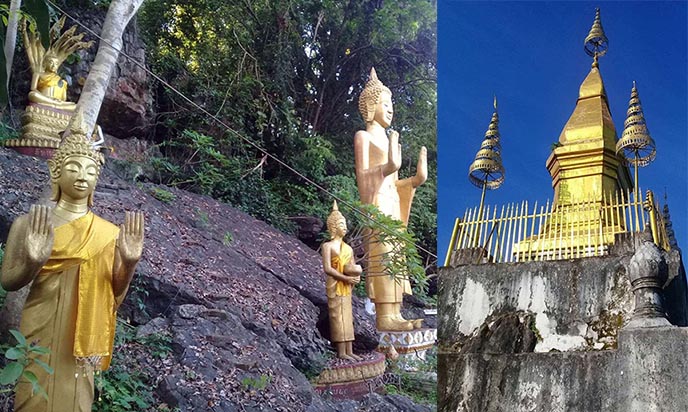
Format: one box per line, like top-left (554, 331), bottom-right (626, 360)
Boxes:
top-left (437, 1), bottom-right (688, 264)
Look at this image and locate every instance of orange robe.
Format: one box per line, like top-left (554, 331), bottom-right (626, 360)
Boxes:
top-left (326, 242), bottom-right (354, 343)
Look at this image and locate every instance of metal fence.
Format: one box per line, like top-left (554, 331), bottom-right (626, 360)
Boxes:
top-left (445, 188), bottom-right (670, 265)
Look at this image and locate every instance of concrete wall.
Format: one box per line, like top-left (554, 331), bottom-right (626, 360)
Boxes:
top-left (439, 327), bottom-right (688, 412)
top-left (438, 235), bottom-right (688, 412)
top-left (439, 242), bottom-right (688, 353)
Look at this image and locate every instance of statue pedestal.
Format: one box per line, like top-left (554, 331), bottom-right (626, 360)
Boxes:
top-left (4, 103), bottom-right (73, 158)
top-left (314, 351), bottom-right (386, 400)
top-left (378, 328), bottom-right (437, 370)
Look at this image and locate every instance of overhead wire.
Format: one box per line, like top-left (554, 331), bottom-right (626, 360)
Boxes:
top-left (46, 0), bottom-right (437, 259)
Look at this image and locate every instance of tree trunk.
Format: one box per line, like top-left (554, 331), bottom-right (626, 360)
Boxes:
top-left (4, 0), bottom-right (21, 89)
top-left (70, 0), bottom-right (144, 134)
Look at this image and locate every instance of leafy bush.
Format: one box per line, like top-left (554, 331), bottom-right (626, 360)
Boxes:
top-left (149, 187), bottom-right (176, 204)
top-left (0, 330), bottom-right (53, 399)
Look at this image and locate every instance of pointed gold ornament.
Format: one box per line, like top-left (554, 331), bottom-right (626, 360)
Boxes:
top-left (616, 81), bottom-right (656, 199)
top-left (468, 96), bottom-right (505, 246)
top-left (584, 8), bottom-right (608, 60)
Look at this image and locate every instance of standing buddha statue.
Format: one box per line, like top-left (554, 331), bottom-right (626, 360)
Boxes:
top-left (321, 201), bottom-right (363, 360)
top-left (354, 68), bottom-right (427, 331)
top-left (0, 114), bottom-right (144, 412)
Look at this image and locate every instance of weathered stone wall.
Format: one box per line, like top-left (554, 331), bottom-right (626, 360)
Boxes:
top-left (439, 238), bottom-right (688, 353)
top-left (439, 326), bottom-right (688, 412)
top-left (438, 233), bottom-right (688, 412)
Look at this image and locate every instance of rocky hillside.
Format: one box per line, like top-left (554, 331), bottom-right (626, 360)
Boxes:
top-left (0, 146), bottom-right (433, 411)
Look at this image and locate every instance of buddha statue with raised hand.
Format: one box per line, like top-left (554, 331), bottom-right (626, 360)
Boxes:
top-left (354, 67), bottom-right (427, 331)
top-left (3, 16), bottom-right (94, 155)
top-left (23, 16), bottom-right (93, 111)
top-left (0, 114), bottom-right (144, 412)
top-left (321, 201), bottom-right (363, 360)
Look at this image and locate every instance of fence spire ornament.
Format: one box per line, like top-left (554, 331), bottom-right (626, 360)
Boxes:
top-left (466, 96), bottom-right (505, 248)
top-left (616, 81), bottom-right (656, 200)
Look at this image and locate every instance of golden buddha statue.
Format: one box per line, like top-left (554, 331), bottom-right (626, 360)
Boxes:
top-left (354, 68), bottom-right (427, 331)
top-left (0, 114), bottom-right (144, 412)
top-left (321, 201), bottom-right (363, 360)
top-left (4, 17), bottom-right (93, 155)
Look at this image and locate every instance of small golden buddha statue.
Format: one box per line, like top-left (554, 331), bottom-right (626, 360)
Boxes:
top-left (4, 17), bottom-right (93, 154)
top-left (354, 68), bottom-right (427, 331)
top-left (28, 51), bottom-right (74, 110)
top-left (321, 201), bottom-right (363, 360)
top-left (23, 17), bottom-right (92, 111)
top-left (0, 114), bottom-right (144, 412)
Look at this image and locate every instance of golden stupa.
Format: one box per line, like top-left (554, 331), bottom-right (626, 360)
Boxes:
top-left (516, 9), bottom-right (634, 258)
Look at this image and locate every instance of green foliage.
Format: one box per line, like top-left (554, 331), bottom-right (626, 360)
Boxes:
top-left (384, 348), bottom-right (437, 406)
top-left (195, 208), bottom-right (209, 228)
top-left (342, 200), bottom-right (429, 298)
top-left (93, 319), bottom-right (173, 412)
top-left (24, 0), bottom-right (50, 49)
top-left (149, 187), bottom-right (176, 203)
top-left (0, 123), bottom-right (19, 143)
top-left (1, 0), bottom-right (49, 107)
top-left (241, 374), bottom-right (271, 392)
top-left (0, 330), bottom-right (53, 398)
top-left (222, 231), bottom-right (233, 246)
top-left (529, 316), bottom-right (543, 342)
top-left (137, 0), bottom-right (437, 264)
top-left (0, 15), bottom-right (5, 107)
top-left (0, 243), bottom-right (5, 309)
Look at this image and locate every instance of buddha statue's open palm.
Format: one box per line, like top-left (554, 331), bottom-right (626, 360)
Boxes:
top-left (118, 211), bottom-right (144, 265)
top-left (25, 205), bottom-right (54, 266)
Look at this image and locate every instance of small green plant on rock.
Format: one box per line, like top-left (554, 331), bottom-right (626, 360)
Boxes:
top-left (529, 316), bottom-right (543, 342)
top-left (137, 332), bottom-right (173, 360)
top-left (149, 187), bottom-right (176, 203)
top-left (241, 374), bottom-right (271, 392)
top-left (195, 208), bottom-right (209, 228)
top-left (222, 232), bottom-right (233, 246)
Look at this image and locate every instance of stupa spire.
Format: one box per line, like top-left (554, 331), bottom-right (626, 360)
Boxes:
top-left (546, 8), bottom-right (632, 208)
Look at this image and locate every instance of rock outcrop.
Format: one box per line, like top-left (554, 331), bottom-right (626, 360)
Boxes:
top-left (0, 147), bottom-right (427, 411)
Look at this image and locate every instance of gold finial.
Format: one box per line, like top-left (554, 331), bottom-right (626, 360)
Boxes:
top-left (468, 98), bottom-right (505, 190)
top-left (584, 8), bottom-right (608, 60)
top-left (358, 67), bottom-right (392, 122)
top-left (332, 200), bottom-right (339, 212)
top-left (493, 95), bottom-right (497, 110)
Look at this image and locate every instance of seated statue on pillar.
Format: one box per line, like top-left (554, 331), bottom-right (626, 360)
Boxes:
top-left (321, 201), bottom-right (363, 360)
top-left (0, 113), bottom-right (144, 412)
top-left (4, 17), bottom-right (93, 157)
top-left (354, 67), bottom-right (427, 332)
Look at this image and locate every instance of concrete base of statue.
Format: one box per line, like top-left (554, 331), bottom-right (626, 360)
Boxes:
top-left (314, 351), bottom-right (386, 400)
top-left (3, 103), bottom-right (72, 158)
top-left (378, 327), bottom-right (437, 370)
